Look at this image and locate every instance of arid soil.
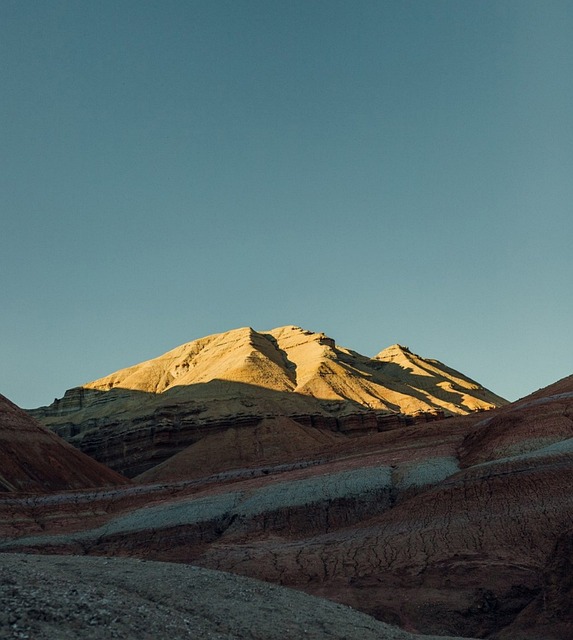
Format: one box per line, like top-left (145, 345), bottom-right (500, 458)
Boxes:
top-left (0, 553), bottom-right (474, 640)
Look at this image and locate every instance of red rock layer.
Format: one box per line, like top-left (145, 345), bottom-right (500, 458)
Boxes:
top-left (0, 393), bottom-right (128, 493)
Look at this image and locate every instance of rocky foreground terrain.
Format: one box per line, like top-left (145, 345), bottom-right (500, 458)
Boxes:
top-left (0, 553), bottom-right (475, 640)
top-left (29, 326), bottom-right (507, 476)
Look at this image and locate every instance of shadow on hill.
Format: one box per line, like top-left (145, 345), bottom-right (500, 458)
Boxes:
top-left (260, 333), bottom-right (298, 383)
top-left (30, 379), bottom-right (444, 477)
top-left (32, 378), bottom-right (390, 420)
top-left (334, 348), bottom-right (493, 409)
top-left (27, 351), bottom-right (509, 480)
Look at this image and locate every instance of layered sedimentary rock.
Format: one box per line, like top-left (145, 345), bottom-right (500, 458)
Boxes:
top-left (0, 393), bottom-right (127, 492)
top-left (494, 527), bottom-right (573, 640)
top-left (4, 376), bottom-right (572, 637)
top-left (29, 326), bottom-right (506, 476)
top-left (137, 416), bottom-right (343, 483)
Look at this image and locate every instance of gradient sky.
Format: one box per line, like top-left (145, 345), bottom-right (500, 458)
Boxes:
top-left (1, 0), bottom-right (572, 408)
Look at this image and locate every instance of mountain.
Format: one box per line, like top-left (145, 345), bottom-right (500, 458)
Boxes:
top-left (0, 393), bottom-right (127, 492)
top-left (29, 326), bottom-right (506, 476)
top-left (4, 375), bottom-right (572, 638)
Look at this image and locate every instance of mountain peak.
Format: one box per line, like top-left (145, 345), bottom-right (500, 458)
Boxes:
top-left (35, 325), bottom-right (506, 419)
top-left (377, 344), bottom-right (413, 357)
top-left (35, 326), bottom-right (506, 416)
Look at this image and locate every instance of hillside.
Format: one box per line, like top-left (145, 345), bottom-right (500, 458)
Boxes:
top-left (0, 393), bottom-right (127, 492)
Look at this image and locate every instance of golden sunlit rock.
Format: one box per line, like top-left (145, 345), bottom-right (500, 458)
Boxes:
top-left (29, 326), bottom-right (507, 477)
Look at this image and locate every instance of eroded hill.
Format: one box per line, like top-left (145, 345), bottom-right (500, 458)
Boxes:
top-left (0, 393), bottom-right (127, 492)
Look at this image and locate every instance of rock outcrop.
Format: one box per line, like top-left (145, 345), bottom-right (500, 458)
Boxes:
top-left (0, 393), bottom-right (128, 492)
top-left (29, 326), bottom-right (506, 476)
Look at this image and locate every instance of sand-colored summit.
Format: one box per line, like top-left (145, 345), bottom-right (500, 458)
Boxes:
top-left (84, 327), bottom-right (297, 395)
top-left (80, 325), bottom-right (504, 413)
top-left (373, 343), bottom-right (505, 413)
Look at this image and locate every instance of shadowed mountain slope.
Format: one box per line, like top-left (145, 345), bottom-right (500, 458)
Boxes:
top-left (0, 393), bottom-right (128, 492)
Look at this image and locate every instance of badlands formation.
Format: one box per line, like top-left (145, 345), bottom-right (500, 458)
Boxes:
top-left (2, 327), bottom-right (572, 639)
top-left (30, 326), bottom-right (506, 476)
top-left (0, 393), bottom-right (126, 492)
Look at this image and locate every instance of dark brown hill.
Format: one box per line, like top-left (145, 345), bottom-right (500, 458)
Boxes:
top-left (137, 416), bottom-right (342, 483)
top-left (0, 393), bottom-right (128, 492)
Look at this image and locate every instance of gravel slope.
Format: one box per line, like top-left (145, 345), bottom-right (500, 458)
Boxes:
top-left (0, 553), bottom-right (475, 640)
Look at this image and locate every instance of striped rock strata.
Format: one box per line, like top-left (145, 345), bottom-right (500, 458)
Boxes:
top-left (3, 376), bottom-right (572, 638)
top-left (0, 393), bottom-right (127, 493)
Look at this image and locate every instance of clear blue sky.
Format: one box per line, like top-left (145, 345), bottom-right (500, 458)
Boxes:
top-left (1, 0), bottom-right (572, 408)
